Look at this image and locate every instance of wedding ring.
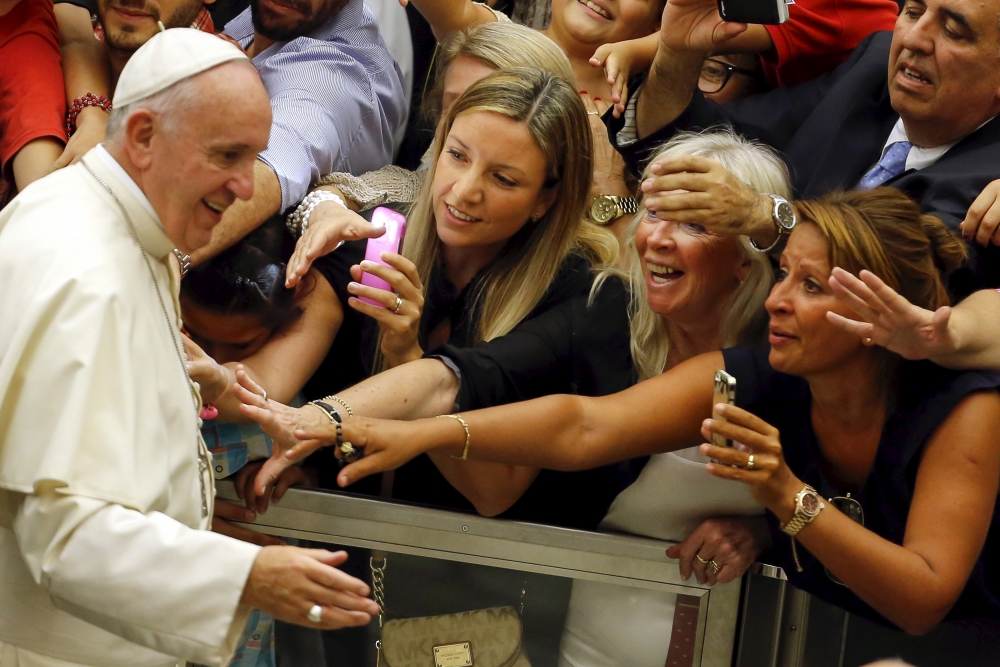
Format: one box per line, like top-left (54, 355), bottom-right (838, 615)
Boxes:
top-left (587, 110), bottom-right (600, 115)
top-left (392, 295), bottom-right (403, 314)
top-left (261, 389), bottom-right (268, 403)
top-left (747, 454), bottom-right (755, 470)
top-left (708, 560), bottom-right (721, 574)
top-left (307, 604), bottom-right (323, 623)
top-left (696, 554), bottom-right (710, 564)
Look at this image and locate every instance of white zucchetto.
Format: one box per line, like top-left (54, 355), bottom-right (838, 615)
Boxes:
top-left (114, 27), bottom-right (249, 108)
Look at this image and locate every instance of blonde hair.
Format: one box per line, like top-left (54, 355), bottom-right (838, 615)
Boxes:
top-left (422, 23), bottom-right (573, 123)
top-left (399, 68), bottom-right (617, 356)
top-left (597, 129), bottom-right (792, 380)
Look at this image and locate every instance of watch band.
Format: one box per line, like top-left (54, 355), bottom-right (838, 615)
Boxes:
top-left (781, 484), bottom-right (824, 537)
top-left (782, 512), bottom-right (811, 537)
top-left (748, 194), bottom-right (793, 253)
top-left (611, 196), bottom-right (638, 216)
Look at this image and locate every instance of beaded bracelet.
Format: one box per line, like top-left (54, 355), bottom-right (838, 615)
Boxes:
top-left (66, 93), bottom-right (113, 137)
top-left (286, 190), bottom-right (347, 237)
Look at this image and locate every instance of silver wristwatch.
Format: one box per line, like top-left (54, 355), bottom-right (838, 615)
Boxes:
top-left (589, 195), bottom-right (638, 225)
top-left (749, 194), bottom-right (796, 253)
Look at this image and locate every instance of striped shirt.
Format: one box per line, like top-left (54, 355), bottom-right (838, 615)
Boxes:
top-left (225, 0), bottom-right (406, 212)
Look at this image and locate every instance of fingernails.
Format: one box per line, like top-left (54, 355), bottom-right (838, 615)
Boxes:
top-left (641, 179), bottom-right (652, 191)
top-left (593, 97), bottom-right (602, 102)
top-left (244, 510), bottom-right (256, 521)
top-left (579, 90), bottom-right (588, 95)
top-left (700, 443), bottom-right (710, 455)
top-left (360, 260), bottom-right (374, 269)
top-left (348, 281), bottom-right (359, 291)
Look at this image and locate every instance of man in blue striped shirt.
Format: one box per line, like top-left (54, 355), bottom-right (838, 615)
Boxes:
top-left (191, 0), bottom-right (406, 263)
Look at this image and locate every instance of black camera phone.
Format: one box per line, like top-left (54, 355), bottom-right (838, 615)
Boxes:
top-left (717, 0), bottom-right (789, 25)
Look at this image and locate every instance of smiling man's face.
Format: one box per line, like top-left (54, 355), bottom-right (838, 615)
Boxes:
top-left (96, 0), bottom-right (204, 57)
top-left (889, 0), bottom-right (1000, 146)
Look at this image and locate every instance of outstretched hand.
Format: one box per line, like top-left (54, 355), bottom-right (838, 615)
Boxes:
top-left (232, 366), bottom-right (329, 495)
top-left (826, 267), bottom-right (958, 361)
top-left (658, 0), bottom-right (748, 54)
top-left (285, 200), bottom-right (386, 288)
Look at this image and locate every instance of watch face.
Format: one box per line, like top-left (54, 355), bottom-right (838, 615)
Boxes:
top-left (775, 201), bottom-right (796, 230)
top-left (801, 492), bottom-right (821, 516)
top-left (591, 197), bottom-right (617, 225)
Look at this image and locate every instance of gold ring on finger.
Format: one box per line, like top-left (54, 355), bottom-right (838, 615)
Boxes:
top-left (747, 454), bottom-right (754, 470)
top-left (392, 295), bottom-right (403, 314)
top-left (695, 554), bottom-right (710, 565)
top-left (708, 560), bottom-right (721, 574)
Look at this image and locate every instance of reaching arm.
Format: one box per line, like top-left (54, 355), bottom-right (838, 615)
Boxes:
top-left (405, 0), bottom-right (498, 41)
top-left (827, 269), bottom-right (1000, 371)
top-left (320, 351), bottom-right (723, 487)
top-left (53, 3), bottom-right (112, 168)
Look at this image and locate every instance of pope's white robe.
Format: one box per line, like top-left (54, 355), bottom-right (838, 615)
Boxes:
top-left (0, 148), bottom-right (261, 667)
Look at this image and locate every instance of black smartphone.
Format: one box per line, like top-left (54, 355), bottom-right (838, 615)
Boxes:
top-left (717, 0), bottom-right (789, 24)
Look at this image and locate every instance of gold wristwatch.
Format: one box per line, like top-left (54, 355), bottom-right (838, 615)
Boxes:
top-left (589, 195), bottom-right (638, 225)
top-left (781, 485), bottom-right (825, 536)
top-left (782, 484), bottom-right (825, 572)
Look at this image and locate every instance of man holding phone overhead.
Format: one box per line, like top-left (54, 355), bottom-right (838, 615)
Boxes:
top-left (610, 0), bottom-right (1000, 297)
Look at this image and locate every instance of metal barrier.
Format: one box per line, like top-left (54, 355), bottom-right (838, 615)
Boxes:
top-left (220, 482), bottom-right (743, 667)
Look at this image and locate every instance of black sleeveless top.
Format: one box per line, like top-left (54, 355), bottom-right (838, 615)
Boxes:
top-left (722, 346), bottom-right (1000, 627)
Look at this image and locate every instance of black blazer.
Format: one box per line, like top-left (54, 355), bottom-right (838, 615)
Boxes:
top-left (609, 31), bottom-right (1000, 295)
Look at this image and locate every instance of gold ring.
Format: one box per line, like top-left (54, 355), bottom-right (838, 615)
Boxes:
top-left (747, 454), bottom-right (755, 470)
top-left (392, 295), bottom-right (403, 314)
top-left (696, 554), bottom-right (710, 564)
top-left (708, 560), bottom-right (721, 574)
top-left (261, 389), bottom-right (268, 403)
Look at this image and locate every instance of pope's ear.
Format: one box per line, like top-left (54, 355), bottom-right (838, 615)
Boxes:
top-left (122, 109), bottom-right (157, 170)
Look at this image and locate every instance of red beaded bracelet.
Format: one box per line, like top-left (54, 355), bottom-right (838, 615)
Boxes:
top-left (66, 93), bottom-right (113, 137)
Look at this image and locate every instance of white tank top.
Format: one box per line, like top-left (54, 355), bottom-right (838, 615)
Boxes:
top-left (558, 448), bottom-right (764, 667)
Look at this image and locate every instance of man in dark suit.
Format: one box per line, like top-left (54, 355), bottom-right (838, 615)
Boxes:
top-left (610, 0), bottom-right (1000, 293)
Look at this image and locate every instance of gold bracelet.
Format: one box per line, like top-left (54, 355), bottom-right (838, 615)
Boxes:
top-left (436, 414), bottom-right (470, 460)
top-left (323, 394), bottom-right (354, 417)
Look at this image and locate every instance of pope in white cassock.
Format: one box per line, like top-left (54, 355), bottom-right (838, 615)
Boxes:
top-left (0, 28), bottom-right (380, 667)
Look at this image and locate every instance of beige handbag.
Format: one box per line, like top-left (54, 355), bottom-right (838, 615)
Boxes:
top-left (371, 555), bottom-right (531, 667)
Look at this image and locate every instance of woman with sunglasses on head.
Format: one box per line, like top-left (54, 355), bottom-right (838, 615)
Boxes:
top-left (294, 187), bottom-right (1000, 634)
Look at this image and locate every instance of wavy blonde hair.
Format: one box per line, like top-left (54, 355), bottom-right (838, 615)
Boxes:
top-left (403, 67), bottom-right (617, 347)
top-left (596, 129), bottom-right (792, 380)
top-left (422, 23), bottom-right (573, 122)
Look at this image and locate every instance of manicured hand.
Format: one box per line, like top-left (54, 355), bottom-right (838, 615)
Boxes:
top-left (699, 404), bottom-right (801, 519)
top-left (666, 517), bottom-right (765, 585)
top-left (348, 253), bottom-right (425, 367)
top-left (285, 199), bottom-right (385, 288)
top-left (826, 267), bottom-right (958, 361)
top-left (241, 547), bottom-right (380, 629)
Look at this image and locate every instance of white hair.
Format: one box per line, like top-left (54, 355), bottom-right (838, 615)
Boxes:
top-left (593, 128), bottom-right (792, 380)
top-left (105, 59), bottom-right (256, 143)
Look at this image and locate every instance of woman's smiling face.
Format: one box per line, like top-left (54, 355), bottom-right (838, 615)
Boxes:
top-left (432, 111), bottom-right (555, 254)
top-left (635, 211), bottom-right (749, 325)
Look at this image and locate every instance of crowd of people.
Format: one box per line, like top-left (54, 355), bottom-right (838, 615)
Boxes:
top-left (1, 0), bottom-right (1000, 665)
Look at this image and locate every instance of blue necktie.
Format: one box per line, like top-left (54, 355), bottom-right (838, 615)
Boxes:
top-left (858, 141), bottom-right (913, 189)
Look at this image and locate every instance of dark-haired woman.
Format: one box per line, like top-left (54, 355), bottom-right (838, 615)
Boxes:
top-left (182, 217), bottom-right (341, 426)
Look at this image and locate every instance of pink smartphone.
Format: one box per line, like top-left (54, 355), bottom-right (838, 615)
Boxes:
top-left (359, 207), bottom-right (408, 308)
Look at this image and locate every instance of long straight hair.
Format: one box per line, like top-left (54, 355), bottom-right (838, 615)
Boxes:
top-left (594, 129), bottom-right (791, 380)
top-left (402, 68), bottom-right (617, 345)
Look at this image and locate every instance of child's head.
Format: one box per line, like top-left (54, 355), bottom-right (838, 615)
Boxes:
top-left (181, 216), bottom-right (303, 363)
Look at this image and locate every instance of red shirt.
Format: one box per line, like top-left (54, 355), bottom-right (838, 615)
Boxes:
top-left (0, 0), bottom-right (66, 180)
top-left (762, 0), bottom-right (900, 87)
